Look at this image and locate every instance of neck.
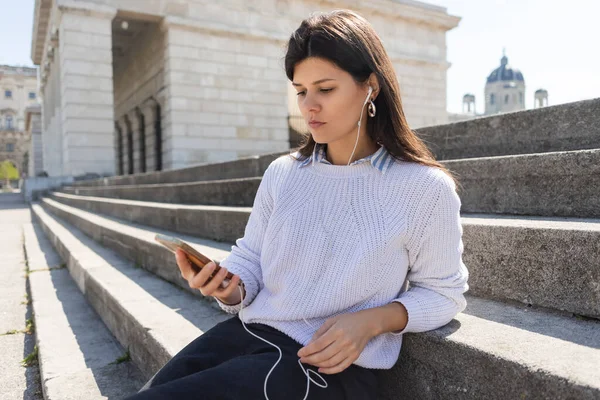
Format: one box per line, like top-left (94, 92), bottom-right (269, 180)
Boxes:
top-left (324, 134), bottom-right (379, 166)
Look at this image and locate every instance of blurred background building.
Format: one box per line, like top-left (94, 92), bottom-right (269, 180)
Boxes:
top-left (448, 50), bottom-right (549, 122)
top-left (30, 0), bottom-right (460, 177)
top-left (0, 64), bottom-right (39, 181)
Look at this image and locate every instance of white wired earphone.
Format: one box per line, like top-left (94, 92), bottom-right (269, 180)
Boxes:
top-left (312, 86), bottom-right (374, 168)
top-left (235, 85), bottom-right (374, 400)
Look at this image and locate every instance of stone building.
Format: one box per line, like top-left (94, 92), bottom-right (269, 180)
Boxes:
top-left (448, 50), bottom-right (549, 122)
top-left (484, 50), bottom-right (526, 115)
top-left (31, 0), bottom-right (460, 177)
top-left (0, 65), bottom-right (38, 177)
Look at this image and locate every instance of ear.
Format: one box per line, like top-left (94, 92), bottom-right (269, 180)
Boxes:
top-left (367, 73), bottom-right (380, 100)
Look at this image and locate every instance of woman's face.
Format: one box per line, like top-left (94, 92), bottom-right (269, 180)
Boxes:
top-left (292, 57), bottom-right (371, 145)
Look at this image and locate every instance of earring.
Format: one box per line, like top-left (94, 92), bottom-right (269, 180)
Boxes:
top-left (368, 99), bottom-right (376, 117)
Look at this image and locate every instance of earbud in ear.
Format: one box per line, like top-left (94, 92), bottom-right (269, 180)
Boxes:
top-left (363, 86), bottom-right (374, 106)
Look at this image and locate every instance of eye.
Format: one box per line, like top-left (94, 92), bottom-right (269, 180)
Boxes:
top-left (296, 88), bottom-right (333, 96)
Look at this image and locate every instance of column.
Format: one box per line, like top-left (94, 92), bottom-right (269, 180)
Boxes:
top-left (127, 109), bottom-right (141, 174)
top-left (114, 121), bottom-right (123, 175)
top-left (140, 98), bottom-right (158, 172)
top-left (58, 2), bottom-right (117, 176)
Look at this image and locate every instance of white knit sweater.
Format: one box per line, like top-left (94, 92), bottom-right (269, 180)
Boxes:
top-left (215, 149), bottom-right (469, 370)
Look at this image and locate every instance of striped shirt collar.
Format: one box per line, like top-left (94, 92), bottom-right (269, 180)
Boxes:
top-left (297, 143), bottom-right (394, 174)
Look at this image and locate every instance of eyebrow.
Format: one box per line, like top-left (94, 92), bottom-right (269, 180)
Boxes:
top-left (292, 78), bottom-right (336, 87)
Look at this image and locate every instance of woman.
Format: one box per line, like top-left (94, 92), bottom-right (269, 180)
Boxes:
top-left (126, 9), bottom-right (469, 400)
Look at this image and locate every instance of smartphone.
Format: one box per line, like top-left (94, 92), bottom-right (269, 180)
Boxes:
top-left (155, 233), bottom-right (232, 289)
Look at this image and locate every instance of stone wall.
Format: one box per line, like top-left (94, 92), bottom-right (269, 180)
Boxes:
top-left (162, 25), bottom-right (290, 169)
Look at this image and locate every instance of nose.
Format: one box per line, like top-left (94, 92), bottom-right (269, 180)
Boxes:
top-left (298, 91), bottom-right (320, 115)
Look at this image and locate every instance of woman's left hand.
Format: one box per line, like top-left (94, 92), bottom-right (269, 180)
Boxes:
top-left (297, 311), bottom-right (377, 375)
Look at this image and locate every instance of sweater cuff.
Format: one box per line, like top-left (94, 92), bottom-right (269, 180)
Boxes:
top-left (213, 261), bottom-right (259, 314)
top-left (389, 293), bottom-right (428, 335)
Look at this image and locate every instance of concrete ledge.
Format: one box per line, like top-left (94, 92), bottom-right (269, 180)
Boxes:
top-left (45, 193), bottom-right (600, 319)
top-left (462, 214), bottom-right (600, 319)
top-left (30, 204), bottom-right (231, 382)
top-left (50, 191), bottom-right (251, 243)
top-left (23, 222), bottom-right (144, 399)
top-left (39, 197), bottom-right (235, 301)
top-left (62, 177), bottom-right (262, 207)
top-left (385, 296), bottom-right (600, 400)
top-left (417, 97), bottom-right (600, 160)
top-left (31, 202), bottom-right (600, 399)
top-left (448, 149), bottom-right (600, 218)
top-left (70, 150), bottom-right (287, 188)
top-left (21, 176), bottom-right (74, 203)
top-left (65, 149), bottom-right (600, 218)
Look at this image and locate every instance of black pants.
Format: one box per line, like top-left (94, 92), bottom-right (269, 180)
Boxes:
top-left (125, 315), bottom-right (380, 399)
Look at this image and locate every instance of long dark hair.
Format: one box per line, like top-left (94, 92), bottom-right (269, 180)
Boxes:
top-left (284, 10), bottom-right (460, 191)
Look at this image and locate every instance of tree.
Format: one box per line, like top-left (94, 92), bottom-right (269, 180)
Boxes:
top-left (0, 160), bottom-right (19, 188)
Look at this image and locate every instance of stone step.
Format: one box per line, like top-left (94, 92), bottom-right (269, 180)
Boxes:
top-left (38, 196), bottom-right (237, 301)
top-left (418, 96), bottom-right (600, 160)
top-left (70, 150), bottom-right (286, 188)
top-left (30, 203), bottom-right (230, 384)
top-left (62, 148), bottom-right (600, 218)
top-left (50, 191), bottom-right (250, 243)
top-left (61, 176), bottom-right (262, 207)
top-left (445, 148), bottom-right (600, 218)
top-left (45, 193), bottom-right (600, 319)
top-left (30, 201), bottom-right (600, 399)
top-left (22, 222), bottom-right (145, 399)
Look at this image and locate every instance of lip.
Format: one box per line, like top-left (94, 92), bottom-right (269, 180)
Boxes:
top-left (308, 121), bottom-right (325, 128)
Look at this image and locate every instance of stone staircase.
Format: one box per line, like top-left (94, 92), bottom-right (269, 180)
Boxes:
top-left (25, 97), bottom-right (600, 399)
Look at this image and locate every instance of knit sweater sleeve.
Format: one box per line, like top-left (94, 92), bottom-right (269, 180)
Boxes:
top-left (389, 173), bottom-right (470, 335)
top-left (213, 162), bottom-right (276, 314)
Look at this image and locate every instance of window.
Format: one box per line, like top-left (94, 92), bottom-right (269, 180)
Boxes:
top-left (519, 92), bottom-right (523, 104)
top-left (504, 94), bottom-right (509, 104)
top-left (6, 143), bottom-right (14, 152)
top-left (29, 92), bottom-right (36, 99)
top-left (490, 93), bottom-right (495, 105)
top-left (5, 90), bottom-right (12, 99)
top-left (6, 116), bottom-right (13, 129)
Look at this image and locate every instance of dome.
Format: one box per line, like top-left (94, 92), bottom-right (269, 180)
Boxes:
top-left (486, 53), bottom-right (524, 84)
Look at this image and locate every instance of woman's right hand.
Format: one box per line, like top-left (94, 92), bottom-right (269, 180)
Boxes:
top-left (175, 248), bottom-right (244, 305)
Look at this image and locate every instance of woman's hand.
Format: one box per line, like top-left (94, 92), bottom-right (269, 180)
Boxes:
top-left (296, 311), bottom-right (377, 374)
top-left (175, 248), bottom-right (244, 304)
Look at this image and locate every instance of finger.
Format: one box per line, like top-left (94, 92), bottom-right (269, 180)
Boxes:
top-left (310, 348), bottom-right (348, 369)
top-left (317, 355), bottom-right (354, 375)
top-left (214, 274), bottom-right (241, 297)
top-left (175, 249), bottom-right (194, 281)
top-left (199, 265), bottom-right (229, 295)
top-left (189, 260), bottom-right (218, 289)
top-left (300, 330), bottom-right (336, 359)
top-left (301, 340), bottom-right (339, 365)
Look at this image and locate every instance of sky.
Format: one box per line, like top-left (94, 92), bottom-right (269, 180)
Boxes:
top-left (1, 0), bottom-right (598, 114)
top-left (427, 0), bottom-right (600, 113)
